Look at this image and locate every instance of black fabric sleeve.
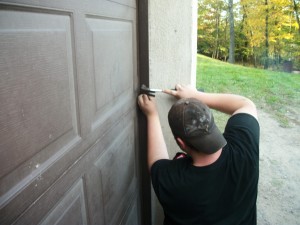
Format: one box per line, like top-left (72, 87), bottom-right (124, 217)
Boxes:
top-left (223, 113), bottom-right (260, 157)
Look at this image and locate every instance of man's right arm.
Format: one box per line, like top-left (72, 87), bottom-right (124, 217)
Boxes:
top-left (164, 84), bottom-right (257, 119)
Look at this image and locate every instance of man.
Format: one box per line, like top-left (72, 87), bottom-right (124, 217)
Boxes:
top-left (137, 84), bottom-right (260, 225)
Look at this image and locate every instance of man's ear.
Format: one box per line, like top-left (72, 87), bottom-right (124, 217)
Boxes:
top-left (176, 137), bottom-right (188, 151)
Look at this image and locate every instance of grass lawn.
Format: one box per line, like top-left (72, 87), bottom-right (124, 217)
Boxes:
top-left (196, 54), bottom-right (300, 128)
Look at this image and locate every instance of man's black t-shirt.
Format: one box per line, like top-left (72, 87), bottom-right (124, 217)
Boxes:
top-left (151, 113), bottom-right (260, 225)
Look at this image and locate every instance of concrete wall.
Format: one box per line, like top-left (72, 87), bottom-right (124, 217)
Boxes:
top-left (148, 0), bottom-right (198, 224)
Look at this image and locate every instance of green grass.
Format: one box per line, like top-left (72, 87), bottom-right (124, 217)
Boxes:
top-left (196, 54), bottom-right (300, 128)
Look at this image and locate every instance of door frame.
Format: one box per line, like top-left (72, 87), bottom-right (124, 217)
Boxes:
top-left (137, 0), bottom-right (151, 224)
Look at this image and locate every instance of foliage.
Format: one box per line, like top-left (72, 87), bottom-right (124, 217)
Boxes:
top-left (197, 0), bottom-right (300, 70)
top-left (196, 54), bottom-right (300, 127)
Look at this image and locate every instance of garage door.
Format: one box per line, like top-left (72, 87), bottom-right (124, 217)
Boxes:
top-left (0, 1), bottom-right (143, 224)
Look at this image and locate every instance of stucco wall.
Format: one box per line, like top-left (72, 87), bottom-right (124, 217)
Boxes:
top-left (148, 0), bottom-right (198, 224)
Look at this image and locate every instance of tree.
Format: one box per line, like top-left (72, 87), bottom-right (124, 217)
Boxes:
top-left (264, 0), bottom-right (269, 69)
top-left (197, 0), bottom-right (227, 59)
top-left (228, 0), bottom-right (235, 63)
top-left (239, 0), bottom-right (265, 66)
top-left (292, 0), bottom-right (300, 34)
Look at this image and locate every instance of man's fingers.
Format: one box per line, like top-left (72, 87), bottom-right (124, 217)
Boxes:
top-left (142, 94), bottom-right (153, 101)
top-left (143, 94), bottom-right (149, 101)
top-left (137, 95), bottom-right (142, 106)
top-left (175, 84), bottom-right (182, 90)
top-left (163, 89), bottom-right (171, 94)
top-left (138, 94), bottom-right (147, 105)
top-left (163, 89), bottom-right (176, 96)
top-left (163, 84), bottom-right (183, 96)
top-left (138, 94), bottom-right (153, 106)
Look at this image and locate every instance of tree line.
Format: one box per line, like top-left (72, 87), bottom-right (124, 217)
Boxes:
top-left (197, 0), bottom-right (300, 70)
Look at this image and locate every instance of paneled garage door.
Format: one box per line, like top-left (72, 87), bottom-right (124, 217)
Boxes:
top-left (0, 0), bottom-right (142, 224)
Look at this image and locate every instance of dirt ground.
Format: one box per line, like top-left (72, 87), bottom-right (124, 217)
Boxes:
top-left (257, 109), bottom-right (300, 225)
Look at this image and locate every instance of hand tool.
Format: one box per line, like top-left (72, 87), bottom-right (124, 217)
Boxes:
top-left (141, 84), bottom-right (163, 93)
top-left (140, 84), bottom-right (204, 97)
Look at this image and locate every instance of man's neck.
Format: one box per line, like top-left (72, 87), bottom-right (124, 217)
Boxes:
top-left (191, 149), bottom-right (222, 167)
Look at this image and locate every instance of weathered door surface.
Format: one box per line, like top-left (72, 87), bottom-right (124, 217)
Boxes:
top-left (0, 0), bottom-right (142, 224)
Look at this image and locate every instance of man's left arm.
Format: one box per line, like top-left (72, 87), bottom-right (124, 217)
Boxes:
top-left (138, 94), bottom-right (169, 171)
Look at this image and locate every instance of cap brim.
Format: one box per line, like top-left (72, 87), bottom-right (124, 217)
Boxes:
top-left (185, 124), bottom-right (227, 154)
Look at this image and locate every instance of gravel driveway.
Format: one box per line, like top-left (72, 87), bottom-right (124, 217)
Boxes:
top-left (257, 110), bottom-right (300, 225)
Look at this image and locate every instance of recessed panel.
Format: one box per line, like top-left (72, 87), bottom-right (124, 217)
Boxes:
top-left (0, 9), bottom-right (78, 179)
top-left (86, 17), bottom-right (134, 127)
top-left (95, 122), bottom-right (136, 224)
top-left (39, 179), bottom-right (88, 225)
top-left (124, 199), bottom-right (139, 225)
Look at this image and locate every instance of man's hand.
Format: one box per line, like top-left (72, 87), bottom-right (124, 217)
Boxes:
top-left (163, 84), bottom-right (198, 99)
top-left (137, 94), bottom-right (169, 171)
top-left (138, 94), bottom-right (158, 117)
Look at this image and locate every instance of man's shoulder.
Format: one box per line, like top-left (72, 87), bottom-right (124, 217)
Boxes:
top-left (151, 157), bottom-right (189, 171)
top-left (151, 157), bottom-right (191, 181)
top-left (151, 158), bottom-right (190, 192)
top-left (225, 113), bottom-right (260, 139)
top-left (228, 112), bottom-right (259, 125)
top-left (224, 113), bottom-right (260, 162)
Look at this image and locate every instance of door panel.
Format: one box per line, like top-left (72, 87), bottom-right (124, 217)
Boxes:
top-left (0, 7), bottom-right (79, 187)
top-left (94, 121), bottom-right (136, 225)
top-left (39, 179), bottom-right (88, 225)
top-left (0, 1), bottom-right (140, 224)
top-left (86, 17), bottom-right (134, 130)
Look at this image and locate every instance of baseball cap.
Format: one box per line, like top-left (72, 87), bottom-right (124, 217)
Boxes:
top-left (168, 98), bottom-right (227, 154)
